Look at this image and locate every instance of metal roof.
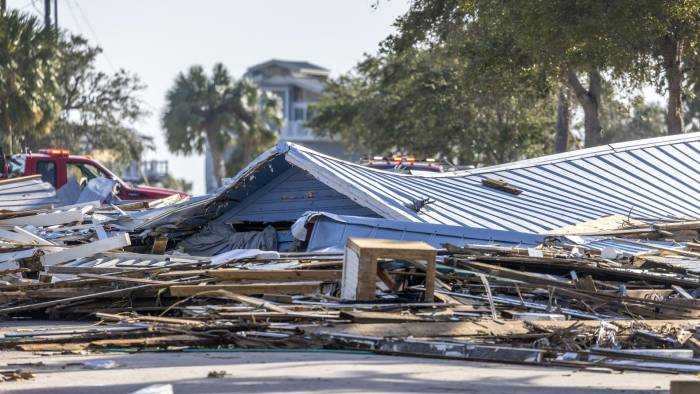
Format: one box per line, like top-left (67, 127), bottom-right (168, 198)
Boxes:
top-left (277, 133), bottom-right (700, 233)
top-left (124, 133), bottom-right (700, 234)
top-left (0, 175), bottom-right (58, 211)
top-left (296, 212), bottom-right (545, 253)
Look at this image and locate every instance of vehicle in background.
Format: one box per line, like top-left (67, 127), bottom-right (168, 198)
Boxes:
top-left (0, 149), bottom-right (189, 201)
top-left (360, 155), bottom-right (446, 174)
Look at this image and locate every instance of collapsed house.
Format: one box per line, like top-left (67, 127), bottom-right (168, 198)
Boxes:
top-left (4, 133), bottom-right (700, 379)
top-left (210, 132), bottom-right (700, 232)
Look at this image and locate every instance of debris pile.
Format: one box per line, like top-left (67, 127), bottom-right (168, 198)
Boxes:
top-left (3, 133), bottom-right (700, 376)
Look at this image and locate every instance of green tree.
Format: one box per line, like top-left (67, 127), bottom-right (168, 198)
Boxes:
top-left (24, 35), bottom-right (149, 165)
top-left (0, 10), bottom-right (61, 153)
top-left (310, 44), bottom-right (555, 166)
top-left (162, 63), bottom-right (281, 187)
top-left (386, 0), bottom-right (660, 147)
top-left (632, 1), bottom-right (700, 134)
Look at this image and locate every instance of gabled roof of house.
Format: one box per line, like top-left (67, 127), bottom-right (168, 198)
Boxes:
top-left (246, 59), bottom-right (329, 75)
top-left (126, 132), bottom-right (700, 234)
top-left (211, 132), bottom-right (700, 233)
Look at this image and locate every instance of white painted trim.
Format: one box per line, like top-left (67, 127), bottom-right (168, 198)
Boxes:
top-left (0, 210), bottom-right (84, 227)
top-left (40, 233), bottom-right (131, 266)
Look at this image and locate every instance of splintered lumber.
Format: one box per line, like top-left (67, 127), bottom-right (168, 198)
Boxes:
top-left (307, 319), bottom-right (700, 338)
top-left (96, 312), bottom-right (206, 327)
top-left (203, 269), bottom-right (342, 281)
top-left (169, 281), bottom-right (323, 297)
top-left (339, 311), bottom-right (436, 323)
top-left (16, 335), bottom-right (216, 352)
top-left (208, 290), bottom-right (291, 313)
top-left (40, 233), bottom-right (131, 266)
top-left (459, 256), bottom-right (700, 288)
top-left (0, 284), bottom-right (153, 315)
top-left (77, 273), bottom-right (177, 286)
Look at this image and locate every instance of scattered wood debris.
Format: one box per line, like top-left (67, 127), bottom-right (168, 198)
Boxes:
top-left (5, 185), bottom-right (700, 378)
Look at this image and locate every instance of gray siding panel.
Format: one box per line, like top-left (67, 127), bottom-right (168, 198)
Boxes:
top-left (219, 167), bottom-right (378, 223)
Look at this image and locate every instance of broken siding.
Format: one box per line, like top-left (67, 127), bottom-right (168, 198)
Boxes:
top-left (217, 167), bottom-right (378, 223)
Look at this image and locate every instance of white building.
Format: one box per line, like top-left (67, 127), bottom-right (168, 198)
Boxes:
top-left (205, 59), bottom-right (345, 192)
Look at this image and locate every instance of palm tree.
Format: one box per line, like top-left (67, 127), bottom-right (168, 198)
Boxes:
top-left (0, 10), bottom-right (61, 153)
top-left (162, 63), bottom-right (281, 188)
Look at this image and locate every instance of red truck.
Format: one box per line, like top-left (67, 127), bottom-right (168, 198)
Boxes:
top-left (0, 149), bottom-right (188, 201)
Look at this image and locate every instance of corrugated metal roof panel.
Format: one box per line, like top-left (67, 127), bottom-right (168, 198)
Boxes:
top-left (277, 133), bottom-right (700, 232)
top-left (142, 133), bottom-right (700, 234)
top-left (0, 176), bottom-right (58, 211)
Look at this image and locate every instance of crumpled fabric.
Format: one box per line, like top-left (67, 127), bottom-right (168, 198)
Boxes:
top-left (177, 223), bottom-right (277, 256)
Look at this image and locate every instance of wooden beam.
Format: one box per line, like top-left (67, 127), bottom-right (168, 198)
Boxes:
top-left (169, 281), bottom-right (322, 297)
top-left (77, 273), bottom-right (176, 286)
top-left (307, 319), bottom-right (700, 338)
top-left (40, 233), bottom-right (131, 266)
top-left (339, 311), bottom-right (435, 323)
top-left (203, 269), bottom-right (341, 281)
top-left (0, 283), bottom-right (153, 315)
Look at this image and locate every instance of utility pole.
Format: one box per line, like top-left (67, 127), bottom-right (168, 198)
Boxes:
top-left (44, 0), bottom-right (51, 30)
top-left (53, 0), bottom-right (57, 30)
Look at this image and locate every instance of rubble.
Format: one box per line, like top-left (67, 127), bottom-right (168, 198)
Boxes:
top-left (3, 134), bottom-right (700, 379)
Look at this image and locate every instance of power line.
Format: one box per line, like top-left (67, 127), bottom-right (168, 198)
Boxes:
top-left (71, 0), bottom-right (116, 71)
top-left (64, 0), bottom-right (84, 34)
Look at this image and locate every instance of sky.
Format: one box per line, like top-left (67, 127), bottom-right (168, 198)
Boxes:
top-left (9, 0), bottom-right (412, 195)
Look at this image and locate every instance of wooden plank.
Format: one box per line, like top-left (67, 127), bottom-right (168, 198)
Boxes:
top-left (12, 226), bottom-right (55, 246)
top-left (169, 281), bottom-right (322, 297)
top-left (306, 319), bottom-right (700, 338)
top-left (207, 290), bottom-right (291, 313)
top-left (16, 335), bottom-right (214, 352)
top-left (0, 283), bottom-right (153, 315)
top-left (78, 273), bottom-right (176, 286)
top-left (0, 210), bottom-right (83, 227)
top-left (96, 312), bottom-right (205, 327)
top-left (0, 228), bottom-right (35, 244)
top-left (40, 233), bottom-right (131, 266)
top-left (204, 269), bottom-right (341, 281)
top-left (339, 311), bottom-right (434, 323)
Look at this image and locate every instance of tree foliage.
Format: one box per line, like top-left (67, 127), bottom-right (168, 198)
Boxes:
top-left (24, 35), bottom-right (149, 165)
top-left (310, 43), bottom-right (555, 166)
top-left (0, 10), bottom-right (61, 153)
top-left (162, 63), bottom-right (281, 187)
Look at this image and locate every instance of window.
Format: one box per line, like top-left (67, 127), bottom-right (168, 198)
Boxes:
top-left (294, 107), bottom-right (305, 121)
top-left (36, 161), bottom-right (56, 187)
top-left (67, 162), bottom-right (103, 185)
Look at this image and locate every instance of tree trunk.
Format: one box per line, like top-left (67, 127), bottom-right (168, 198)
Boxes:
top-left (566, 68), bottom-right (603, 147)
top-left (1, 105), bottom-right (12, 154)
top-left (206, 131), bottom-right (224, 188)
top-left (554, 86), bottom-right (570, 153)
top-left (664, 36), bottom-right (684, 134)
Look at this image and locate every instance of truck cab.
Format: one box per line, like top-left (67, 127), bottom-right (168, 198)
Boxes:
top-left (2, 149), bottom-right (188, 201)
